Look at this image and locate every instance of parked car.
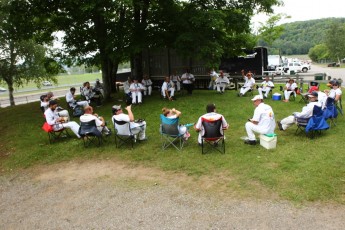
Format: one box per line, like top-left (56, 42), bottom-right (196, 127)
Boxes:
top-left (42, 81), bottom-right (53, 86)
top-left (283, 62), bottom-right (310, 73)
top-left (0, 87), bottom-right (6, 92)
top-left (327, 62), bottom-right (340, 67)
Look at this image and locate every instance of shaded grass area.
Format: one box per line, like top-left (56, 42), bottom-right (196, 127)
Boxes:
top-left (0, 87), bottom-right (344, 204)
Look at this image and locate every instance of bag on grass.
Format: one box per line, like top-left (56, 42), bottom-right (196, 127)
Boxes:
top-left (73, 105), bottom-right (84, 117)
top-left (42, 122), bottom-right (53, 132)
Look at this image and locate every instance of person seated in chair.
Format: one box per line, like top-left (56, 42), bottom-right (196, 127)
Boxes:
top-left (162, 107), bottom-right (190, 141)
top-left (170, 71), bottom-right (181, 92)
top-left (194, 103), bottom-right (229, 145)
top-left (161, 76), bottom-right (175, 101)
top-left (258, 76), bottom-right (274, 99)
top-left (208, 68), bottom-right (219, 90)
top-left (141, 74), bottom-right (153, 96)
top-left (324, 80), bottom-right (342, 103)
top-left (41, 92), bottom-right (70, 120)
top-left (277, 92), bottom-right (318, 131)
top-left (66, 87), bottom-right (89, 109)
top-left (82, 81), bottom-right (102, 106)
top-left (239, 70), bottom-right (255, 96)
top-left (94, 79), bottom-right (104, 97)
top-left (44, 100), bottom-right (80, 138)
top-left (129, 79), bottom-right (144, 104)
top-left (181, 69), bottom-right (195, 95)
top-left (80, 106), bottom-right (111, 135)
top-left (112, 104), bottom-right (147, 141)
top-left (215, 71), bottom-right (229, 94)
top-left (282, 78), bottom-right (297, 102)
top-left (244, 95), bottom-right (275, 145)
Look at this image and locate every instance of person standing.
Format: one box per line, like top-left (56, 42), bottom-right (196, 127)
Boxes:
top-left (244, 95), bottom-right (275, 145)
top-left (181, 69), bottom-right (195, 95)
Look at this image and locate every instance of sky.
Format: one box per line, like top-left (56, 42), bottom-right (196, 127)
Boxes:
top-left (252, 0), bottom-right (344, 29)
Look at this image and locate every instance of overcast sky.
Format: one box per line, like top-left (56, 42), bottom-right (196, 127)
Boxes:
top-left (252, 0), bottom-right (344, 29)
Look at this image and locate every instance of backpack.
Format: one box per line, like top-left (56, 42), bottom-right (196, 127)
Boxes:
top-left (73, 105), bottom-right (84, 117)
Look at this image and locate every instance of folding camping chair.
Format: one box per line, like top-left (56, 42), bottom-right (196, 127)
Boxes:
top-left (201, 117), bottom-right (225, 154)
top-left (42, 122), bottom-right (70, 144)
top-left (160, 114), bottom-right (186, 151)
top-left (323, 97), bottom-right (338, 127)
top-left (113, 118), bottom-right (136, 148)
top-left (305, 105), bottom-right (329, 138)
top-left (78, 120), bottom-right (102, 147)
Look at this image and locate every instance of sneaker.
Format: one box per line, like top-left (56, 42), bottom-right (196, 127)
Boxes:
top-left (244, 140), bottom-right (257, 145)
top-left (277, 121), bottom-right (284, 131)
top-left (138, 137), bottom-right (147, 141)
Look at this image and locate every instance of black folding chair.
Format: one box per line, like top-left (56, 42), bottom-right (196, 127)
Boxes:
top-left (113, 118), bottom-right (136, 148)
top-left (78, 120), bottom-right (102, 147)
top-left (201, 118), bottom-right (225, 154)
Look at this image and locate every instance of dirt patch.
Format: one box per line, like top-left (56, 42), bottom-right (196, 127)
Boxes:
top-left (1, 159), bottom-right (345, 229)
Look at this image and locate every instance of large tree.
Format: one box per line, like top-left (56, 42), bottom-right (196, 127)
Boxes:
top-left (31, 0), bottom-right (280, 99)
top-left (325, 23), bottom-right (345, 64)
top-left (0, 0), bottom-right (59, 106)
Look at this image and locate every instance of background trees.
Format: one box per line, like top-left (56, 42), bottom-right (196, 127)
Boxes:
top-left (0, 0), bottom-right (60, 106)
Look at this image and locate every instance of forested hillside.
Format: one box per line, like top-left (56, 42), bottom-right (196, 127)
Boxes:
top-left (258, 18), bottom-right (345, 55)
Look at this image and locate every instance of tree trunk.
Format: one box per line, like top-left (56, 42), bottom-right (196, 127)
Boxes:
top-left (131, 52), bottom-right (143, 80)
top-left (6, 80), bottom-right (15, 106)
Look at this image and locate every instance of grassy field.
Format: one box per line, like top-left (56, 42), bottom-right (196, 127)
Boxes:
top-left (0, 87), bottom-right (344, 204)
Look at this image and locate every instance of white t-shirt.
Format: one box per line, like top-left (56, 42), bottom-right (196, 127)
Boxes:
top-left (243, 77), bottom-right (255, 88)
top-left (261, 80), bottom-right (274, 90)
top-left (328, 88), bottom-right (342, 99)
top-left (181, 73), bottom-right (195, 84)
top-left (294, 101), bottom-right (318, 118)
top-left (285, 82), bottom-right (297, 91)
top-left (112, 113), bottom-right (143, 135)
top-left (80, 114), bottom-right (103, 127)
top-left (195, 112), bottom-right (228, 136)
top-left (66, 91), bottom-right (76, 105)
top-left (215, 76), bottom-right (229, 84)
top-left (252, 103), bottom-right (275, 133)
top-left (162, 81), bottom-right (174, 91)
top-left (129, 83), bottom-right (144, 92)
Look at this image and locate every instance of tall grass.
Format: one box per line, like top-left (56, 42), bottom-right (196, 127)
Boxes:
top-left (0, 87), bottom-right (344, 204)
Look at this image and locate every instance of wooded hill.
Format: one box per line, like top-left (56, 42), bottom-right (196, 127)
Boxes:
top-left (260, 18), bottom-right (345, 55)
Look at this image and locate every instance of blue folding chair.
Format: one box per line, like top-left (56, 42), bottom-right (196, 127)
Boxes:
top-left (323, 97), bottom-right (338, 127)
top-left (306, 105), bottom-right (329, 138)
top-left (160, 114), bottom-right (188, 151)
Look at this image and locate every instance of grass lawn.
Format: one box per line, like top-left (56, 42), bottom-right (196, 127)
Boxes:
top-left (0, 87), bottom-right (344, 204)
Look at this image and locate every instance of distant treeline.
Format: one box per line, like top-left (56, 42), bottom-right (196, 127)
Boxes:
top-left (258, 18), bottom-right (345, 55)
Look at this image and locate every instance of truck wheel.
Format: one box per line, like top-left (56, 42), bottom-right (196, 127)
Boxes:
top-left (302, 67), bottom-right (308, 73)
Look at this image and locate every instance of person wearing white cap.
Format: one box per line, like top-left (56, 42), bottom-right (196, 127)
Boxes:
top-left (112, 104), bottom-right (147, 141)
top-left (244, 95), bottom-right (275, 145)
top-left (277, 92), bottom-right (318, 131)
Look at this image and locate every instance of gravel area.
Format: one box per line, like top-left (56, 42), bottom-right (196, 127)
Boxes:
top-left (1, 160), bottom-right (345, 229)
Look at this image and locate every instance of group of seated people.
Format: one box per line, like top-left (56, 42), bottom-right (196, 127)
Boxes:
top-left (123, 76), bottom-right (152, 105)
top-left (277, 79), bottom-right (342, 131)
top-left (80, 80), bottom-right (103, 106)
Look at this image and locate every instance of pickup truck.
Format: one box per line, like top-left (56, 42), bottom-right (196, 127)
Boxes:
top-left (276, 62), bottom-right (310, 74)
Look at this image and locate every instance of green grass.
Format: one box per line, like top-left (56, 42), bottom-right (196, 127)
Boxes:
top-left (0, 87), bottom-right (344, 204)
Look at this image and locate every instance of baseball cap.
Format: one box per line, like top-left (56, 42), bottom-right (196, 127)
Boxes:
top-left (309, 91), bottom-right (318, 97)
top-left (251, 95), bottom-right (263, 101)
top-left (112, 105), bottom-right (122, 114)
top-left (332, 80), bottom-right (340, 86)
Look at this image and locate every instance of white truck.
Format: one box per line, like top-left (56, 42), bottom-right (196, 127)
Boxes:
top-left (276, 62), bottom-right (310, 74)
